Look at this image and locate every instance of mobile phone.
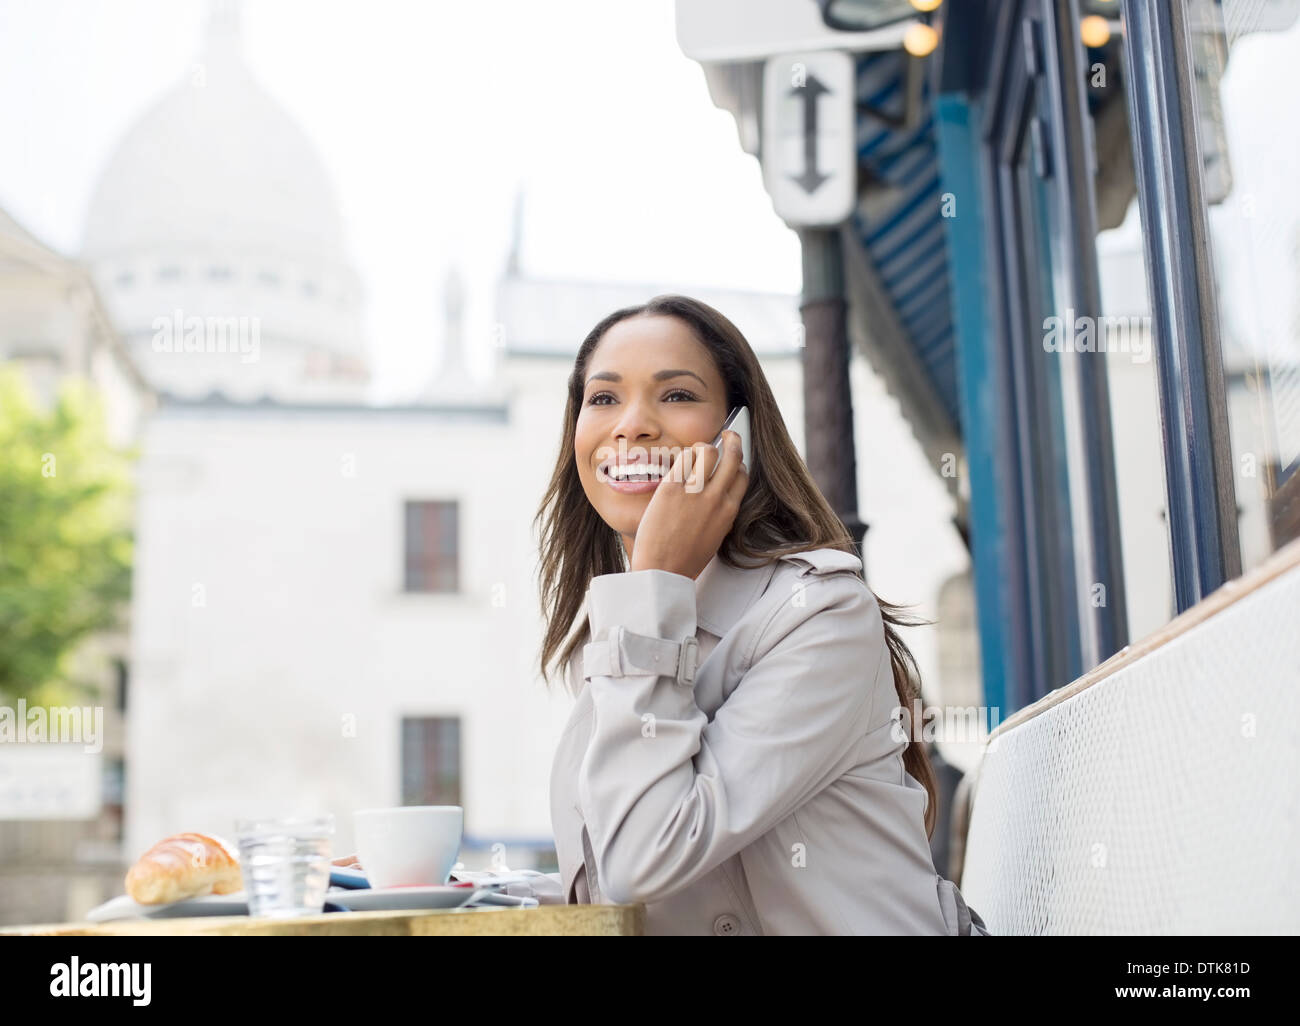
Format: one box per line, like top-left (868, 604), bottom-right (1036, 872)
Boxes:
top-left (328, 866), bottom-right (371, 890)
top-left (709, 406), bottom-right (752, 479)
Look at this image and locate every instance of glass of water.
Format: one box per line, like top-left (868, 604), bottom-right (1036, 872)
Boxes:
top-left (235, 814), bottom-right (334, 918)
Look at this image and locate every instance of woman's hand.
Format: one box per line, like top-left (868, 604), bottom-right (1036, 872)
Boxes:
top-left (331, 853), bottom-right (363, 870)
top-left (629, 430), bottom-right (748, 580)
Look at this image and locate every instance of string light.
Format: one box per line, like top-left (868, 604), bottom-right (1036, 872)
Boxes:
top-left (1080, 14), bottom-right (1111, 47)
top-left (903, 22), bottom-right (939, 57)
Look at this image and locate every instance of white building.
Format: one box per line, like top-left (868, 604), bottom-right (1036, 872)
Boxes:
top-left (0, 207), bottom-right (151, 445)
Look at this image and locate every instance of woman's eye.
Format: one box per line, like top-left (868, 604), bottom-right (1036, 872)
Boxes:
top-left (585, 389), bottom-right (698, 406)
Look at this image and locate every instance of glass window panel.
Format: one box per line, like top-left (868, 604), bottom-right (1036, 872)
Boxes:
top-left (1097, 197), bottom-right (1176, 639)
top-left (1189, 0), bottom-right (1300, 570)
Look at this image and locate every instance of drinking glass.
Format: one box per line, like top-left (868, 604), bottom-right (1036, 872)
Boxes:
top-left (235, 814), bottom-right (334, 918)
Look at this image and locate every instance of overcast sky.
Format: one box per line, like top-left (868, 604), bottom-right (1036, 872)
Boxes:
top-left (3, 0), bottom-right (1296, 406)
top-left (0, 0), bottom-right (802, 400)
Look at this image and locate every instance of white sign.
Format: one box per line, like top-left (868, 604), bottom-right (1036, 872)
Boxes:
top-left (762, 51), bottom-right (856, 227)
top-left (675, 0), bottom-right (911, 62)
top-left (0, 745), bottom-right (103, 819)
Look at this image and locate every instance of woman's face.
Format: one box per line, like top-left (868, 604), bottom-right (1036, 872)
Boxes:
top-left (574, 314), bottom-right (730, 556)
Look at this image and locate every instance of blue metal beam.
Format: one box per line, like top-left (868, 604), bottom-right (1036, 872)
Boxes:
top-left (933, 91), bottom-right (1009, 718)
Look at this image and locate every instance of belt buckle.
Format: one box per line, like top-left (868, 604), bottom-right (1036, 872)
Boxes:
top-left (676, 635), bottom-right (700, 686)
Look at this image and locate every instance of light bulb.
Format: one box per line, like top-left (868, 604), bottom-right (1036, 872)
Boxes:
top-left (903, 22), bottom-right (939, 57)
top-left (1080, 15), bottom-right (1111, 48)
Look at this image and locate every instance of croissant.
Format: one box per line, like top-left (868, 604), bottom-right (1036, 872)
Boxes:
top-left (125, 832), bottom-right (243, 905)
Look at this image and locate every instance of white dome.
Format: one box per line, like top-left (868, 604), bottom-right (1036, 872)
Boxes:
top-left (83, 7), bottom-right (343, 264)
top-left (81, 0), bottom-right (368, 402)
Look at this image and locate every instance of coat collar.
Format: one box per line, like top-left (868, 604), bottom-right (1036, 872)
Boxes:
top-left (696, 546), bottom-right (865, 635)
top-left (694, 552), bottom-right (780, 638)
top-left (667, 546), bottom-right (867, 638)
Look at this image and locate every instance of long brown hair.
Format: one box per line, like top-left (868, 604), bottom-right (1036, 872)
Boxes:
top-left (532, 294), bottom-right (940, 838)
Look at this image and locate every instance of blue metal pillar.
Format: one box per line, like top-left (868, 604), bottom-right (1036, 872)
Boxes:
top-left (933, 92), bottom-right (1011, 718)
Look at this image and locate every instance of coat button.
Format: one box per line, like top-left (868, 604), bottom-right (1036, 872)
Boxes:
top-left (713, 913), bottom-right (741, 936)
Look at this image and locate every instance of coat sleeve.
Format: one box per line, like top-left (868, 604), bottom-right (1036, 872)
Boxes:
top-left (577, 567), bottom-right (887, 906)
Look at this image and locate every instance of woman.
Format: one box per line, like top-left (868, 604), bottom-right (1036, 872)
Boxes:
top-left (339, 294), bottom-right (990, 935)
top-left (529, 294), bottom-right (989, 935)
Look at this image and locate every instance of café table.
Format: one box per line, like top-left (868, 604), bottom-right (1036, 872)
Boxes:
top-left (0, 902), bottom-right (644, 936)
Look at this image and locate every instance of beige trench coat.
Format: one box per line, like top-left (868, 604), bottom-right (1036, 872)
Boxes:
top-left (481, 546), bottom-right (990, 935)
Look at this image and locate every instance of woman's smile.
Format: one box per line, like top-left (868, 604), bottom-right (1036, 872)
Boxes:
top-left (603, 466), bottom-right (666, 493)
top-left (599, 452), bottom-right (674, 493)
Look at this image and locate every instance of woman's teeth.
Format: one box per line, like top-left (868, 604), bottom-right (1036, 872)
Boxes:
top-left (607, 465), bottom-right (664, 481)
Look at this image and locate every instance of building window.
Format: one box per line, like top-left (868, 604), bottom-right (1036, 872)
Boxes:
top-left (301, 280), bottom-right (318, 298)
top-left (207, 266), bottom-right (233, 282)
top-left (404, 500), bottom-right (459, 592)
top-left (400, 717), bottom-right (461, 807)
top-left (114, 658), bottom-right (128, 713)
top-left (1185, 1), bottom-right (1300, 571)
top-left (115, 271), bottom-right (134, 289)
top-left (158, 265), bottom-right (182, 281)
top-left (257, 270), bottom-right (281, 287)
top-left (103, 757), bottom-right (125, 843)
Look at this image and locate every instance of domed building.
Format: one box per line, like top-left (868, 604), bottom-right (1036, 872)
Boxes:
top-left (81, 0), bottom-right (367, 402)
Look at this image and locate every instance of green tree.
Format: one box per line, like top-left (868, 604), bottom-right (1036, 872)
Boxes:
top-left (0, 366), bottom-right (134, 707)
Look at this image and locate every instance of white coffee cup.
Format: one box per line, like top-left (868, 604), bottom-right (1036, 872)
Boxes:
top-left (353, 806), bottom-right (463, 888)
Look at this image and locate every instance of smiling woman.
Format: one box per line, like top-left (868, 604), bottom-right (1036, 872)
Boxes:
top-left (528, 294), bottom-right (991, 935)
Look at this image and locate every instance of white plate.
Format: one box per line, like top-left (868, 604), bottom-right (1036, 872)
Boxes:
top-left (85, 892), bottom-right (251, 923)
top-left (83, 885), bottom-right (534, 923)
top-left (85, 889), bottom-right (371, 922)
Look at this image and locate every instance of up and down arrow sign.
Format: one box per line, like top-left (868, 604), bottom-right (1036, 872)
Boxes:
top-left (762, 51), bottom-right (856, 226)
